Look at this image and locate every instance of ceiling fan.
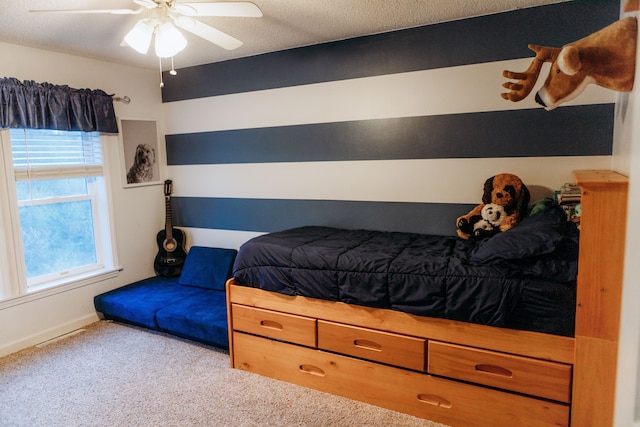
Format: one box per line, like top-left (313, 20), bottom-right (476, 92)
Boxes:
top-left (30, 0), bottom-right (263, 58)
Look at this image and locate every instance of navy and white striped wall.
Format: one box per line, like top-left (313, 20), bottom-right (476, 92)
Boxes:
top-left (162, 1), bottom-right (620, 249)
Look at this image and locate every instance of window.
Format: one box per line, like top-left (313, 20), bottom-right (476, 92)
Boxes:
top-left (0, 128), bottom-right (116, 298)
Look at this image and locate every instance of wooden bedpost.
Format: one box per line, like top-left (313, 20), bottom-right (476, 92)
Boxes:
top-left (226, 278), bottom-right (236, 368)
top-left (571, 170), bottom-right (629, 427)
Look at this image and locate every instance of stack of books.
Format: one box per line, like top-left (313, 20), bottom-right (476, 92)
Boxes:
top-left (556, 183), bottom-right (581, 205)
top-left (554, 183), bottom-right (581, 226)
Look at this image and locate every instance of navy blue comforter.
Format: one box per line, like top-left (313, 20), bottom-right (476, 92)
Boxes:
top-left (233, 206), bottom-right (578, 336)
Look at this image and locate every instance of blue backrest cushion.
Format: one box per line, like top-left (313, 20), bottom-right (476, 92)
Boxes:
top-left (179, 246), bottom-right (238, 291)
top-left (470, 203), bottom-right (570, 264)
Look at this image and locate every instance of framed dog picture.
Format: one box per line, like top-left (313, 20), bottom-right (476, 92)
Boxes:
top-left (119, 119), bottom-right (161, 188)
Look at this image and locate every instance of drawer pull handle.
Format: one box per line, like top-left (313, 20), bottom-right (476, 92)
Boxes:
top-left (354, 339), bottom-right (382, 352)
top-left (299, 364), bottom-right (325, 377)
top-left (259, 320), bottom-right (283, 331)
top-left (417, 394), bottom-right (452, 409)
top-left (475, 364), bottom-right (513, 378)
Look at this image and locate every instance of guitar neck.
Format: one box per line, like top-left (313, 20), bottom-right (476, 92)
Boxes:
top-left (165, 195), bottom-right (173, 240)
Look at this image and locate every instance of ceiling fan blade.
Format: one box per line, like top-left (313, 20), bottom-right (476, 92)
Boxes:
top-left (175, 17), bottom-right (243, 50)
top-left (133, 0), bottom-right (159, 8)
top-left (179, 2), bottom-right (262, 17)
top-left (30, 8), bottom-right (144, 15)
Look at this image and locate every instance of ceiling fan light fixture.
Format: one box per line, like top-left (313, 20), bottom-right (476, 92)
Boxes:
top-left (123, 19), bottom-right (154, 54)
top-left (32, 1), bottom-right (264, 73)
top-left (154, 22), bottom-right (188, 58)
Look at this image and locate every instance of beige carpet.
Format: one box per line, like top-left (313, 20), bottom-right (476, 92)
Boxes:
top-left (0, 321), bottom-right (448, 427)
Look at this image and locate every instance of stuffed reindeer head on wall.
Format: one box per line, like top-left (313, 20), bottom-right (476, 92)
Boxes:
top-left (501, 17), bottom-right (637, 110)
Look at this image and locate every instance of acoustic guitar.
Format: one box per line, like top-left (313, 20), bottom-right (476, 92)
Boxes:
top-left (154, 179), bottom-right (187, 277)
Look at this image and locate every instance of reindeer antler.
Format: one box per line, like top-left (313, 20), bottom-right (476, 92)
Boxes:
top-left (501, 44), bottom-right (560, 102)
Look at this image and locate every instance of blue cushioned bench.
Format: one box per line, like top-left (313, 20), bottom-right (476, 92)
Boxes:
top-left (94, 246), bottom-right (237, 349)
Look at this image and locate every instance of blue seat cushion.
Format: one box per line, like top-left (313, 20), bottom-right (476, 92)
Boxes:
top-left (179, 246), bottom-right (238, 291)
top-left (94, 276), bottom-right (202, 329)
top-left (155, 290), bottom-right (229, 348)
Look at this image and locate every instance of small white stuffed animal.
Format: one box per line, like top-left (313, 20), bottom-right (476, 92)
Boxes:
top-left (472, 204), bottom-right (506, 238)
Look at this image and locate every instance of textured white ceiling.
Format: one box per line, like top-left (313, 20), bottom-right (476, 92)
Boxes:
top-left (0, 0), bottom-right (567, 71)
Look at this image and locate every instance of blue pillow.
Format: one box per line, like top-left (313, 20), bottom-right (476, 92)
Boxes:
top-left (179, 246), bottom-right (238, 291)
top-left (470, 204), bottom-right (568, 264)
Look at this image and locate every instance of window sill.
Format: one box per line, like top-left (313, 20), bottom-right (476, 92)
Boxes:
top-left (0, 267), bottom-right (123, 310)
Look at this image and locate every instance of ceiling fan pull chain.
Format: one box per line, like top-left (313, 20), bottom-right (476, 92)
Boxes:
top-left (159, 56), bottom-right (164, 88)
top-left (170, 57), bottom-right (178, 76)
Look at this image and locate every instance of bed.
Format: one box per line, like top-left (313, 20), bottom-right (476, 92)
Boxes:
top-left (225, 170), bottom-right (628, 427)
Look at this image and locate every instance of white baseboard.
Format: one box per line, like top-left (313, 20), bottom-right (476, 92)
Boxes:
top-left (0, 313), bottom-right (100, 358)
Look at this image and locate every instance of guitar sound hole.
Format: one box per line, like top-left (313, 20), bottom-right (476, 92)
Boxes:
top-left (163, 238), bottom-right (177, 252)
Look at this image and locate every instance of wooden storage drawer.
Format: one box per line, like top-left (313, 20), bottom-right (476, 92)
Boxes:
top-left (428, 341), bottom-right (572, 403)
top-left (317, 320), bottom-right (426, 371)
top-left (233, 332), bottom-right (569, 427)
top-left (232, 304), bottom-right (317, 347)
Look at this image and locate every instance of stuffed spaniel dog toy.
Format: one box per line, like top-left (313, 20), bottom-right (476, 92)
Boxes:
top-left (456, 173), bottom-right (530, 240)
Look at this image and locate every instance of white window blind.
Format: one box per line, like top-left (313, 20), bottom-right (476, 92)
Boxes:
top-left (2, 128), bottom-right (116, 292)
top-left (10, 129), bottom-right (103, 181)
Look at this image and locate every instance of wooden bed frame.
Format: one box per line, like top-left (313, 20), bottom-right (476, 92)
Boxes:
top-left (226, 170), bottom-right (628, 427)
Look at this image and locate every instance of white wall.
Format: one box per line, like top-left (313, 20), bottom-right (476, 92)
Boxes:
top-left (0, 42), bottom-right (166, 357)
top-left (615, 104), bottom-right (640, 426)
top-left (614, 8), bottom-right (640, 424)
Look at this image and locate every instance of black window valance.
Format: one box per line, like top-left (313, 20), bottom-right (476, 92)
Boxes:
top-left (0, 77), bottom-right (118, 133)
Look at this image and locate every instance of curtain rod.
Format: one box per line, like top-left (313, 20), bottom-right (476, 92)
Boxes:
top-left (112, 95), bottom-right (131, 104)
